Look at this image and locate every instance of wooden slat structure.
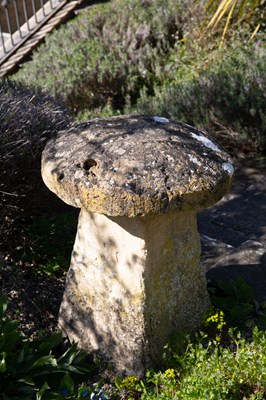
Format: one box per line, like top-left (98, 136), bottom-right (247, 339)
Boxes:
top-left (0, 0), bottom-right (84, 77)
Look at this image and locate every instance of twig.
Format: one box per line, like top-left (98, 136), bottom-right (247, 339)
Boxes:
top-left (0, 190), bottom-right (26, 197)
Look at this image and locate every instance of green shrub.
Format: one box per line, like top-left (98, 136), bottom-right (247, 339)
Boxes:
top-left (13, 0), bottom-right (194, 116)
top-left (112, 326), bottom-right (266, 399)
top-left (0, 295), bottom-right (97, 400)
top-left (208, 277), bottom-right (266, 330)
top-left (135, 43), bottom-right (266, 156)
top-left (113, 278), bottom-right (266, 399)
top-left (139, 328), bottom-right (266, 399)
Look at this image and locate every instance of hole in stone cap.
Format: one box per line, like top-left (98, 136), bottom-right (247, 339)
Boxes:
top-left (83, 159), bottom-right (97, 171)
top-left (58, 172), bottom-right (64, 181)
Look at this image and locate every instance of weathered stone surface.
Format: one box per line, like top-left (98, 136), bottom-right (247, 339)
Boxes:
top-left (59, 209), bottom-right (209, 375)
top-left (42, 114), bottom-right (233, 217)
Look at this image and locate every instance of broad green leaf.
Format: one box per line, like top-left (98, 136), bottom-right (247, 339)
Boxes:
top-left (0, 352), bottom-right (7, 372)
top-left (36, 382), bottom-right (50, 400)
top-left (61, 364), bottom-right (84, 374)
top-left (17, 385), bottom-right (36, 396)
top-left (216, 279), bottom-right (235, 296)
top-left (58, 343), bottom-right (79, 364)
top-left (60, 372), bottom-right (75, 393)
top-left (17, 376), bottom-right (35, 385)
top-left (17, 348), bottom-right (25, 363)
top-left (38, 332), bottom-right (62, 353)
top-left (32, 355), bottom-right (58, 369)
top-left (1, 330), bottom-right (23, 353)
top-left (0, 296), bottom-right (8, 319)
top-left (115, 376), bottom-right (124, 390)
top-left (2, 319), bottom-right (20, 334)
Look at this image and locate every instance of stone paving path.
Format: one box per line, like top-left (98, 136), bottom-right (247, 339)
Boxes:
top-left (198, 158), bottom-right (266, 301)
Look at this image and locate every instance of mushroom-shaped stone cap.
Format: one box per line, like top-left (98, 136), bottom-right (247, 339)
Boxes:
top-left (42, 114), bottom-right (234, 217)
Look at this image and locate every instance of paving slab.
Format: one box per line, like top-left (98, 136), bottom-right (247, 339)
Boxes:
top-left (198, 158), bottom-right (266, 300)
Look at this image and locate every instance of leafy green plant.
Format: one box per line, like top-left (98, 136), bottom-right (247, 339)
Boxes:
top-left (2, 279), bottom-right (266, 399)
top-left (113, 327), bottom-right (266, 399)
top-left (202, 307), bottom-right (227, 342)
top-left (208, 277), bottom-right (266, 330)
top-left (115, 375), bottom-right (141, 399)
top-left (0, 295), bottom-right (97, 400)
top-left (156, 328), bottom-right (266, 399)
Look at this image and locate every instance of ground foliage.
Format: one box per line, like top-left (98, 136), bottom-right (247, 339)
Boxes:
top-left (0, 80), bottom-right (70, 168)
top-left (1, 284), bottom-right (266, 399)
top-left (0, 296), bottom-right (98, 400)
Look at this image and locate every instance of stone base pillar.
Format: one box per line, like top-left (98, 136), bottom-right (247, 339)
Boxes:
top-left (59, 209), bottom-right (210, 375)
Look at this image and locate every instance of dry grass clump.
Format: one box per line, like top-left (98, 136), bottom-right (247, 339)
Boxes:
top-left (0, 80), bottom-right (72, 258)
top-left (0, 80), bottom-right (71, 168)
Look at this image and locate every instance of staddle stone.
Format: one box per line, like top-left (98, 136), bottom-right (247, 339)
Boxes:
top-left (41, 114), bottom-right (234, 375)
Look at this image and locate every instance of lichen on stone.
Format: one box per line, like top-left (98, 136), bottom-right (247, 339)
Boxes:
top-left (42, 114), bottom-right (233, 217)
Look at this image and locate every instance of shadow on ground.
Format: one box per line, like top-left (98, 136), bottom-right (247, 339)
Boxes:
top-left (198, 158), bottom-right (266, 301)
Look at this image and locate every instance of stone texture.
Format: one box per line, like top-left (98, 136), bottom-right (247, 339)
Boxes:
top-left (59, 209), bottom-right (209, 375)
top-left (42, 114), bottom-right (233, 374)
top-left (42, 114), bottom-right (233, 217)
